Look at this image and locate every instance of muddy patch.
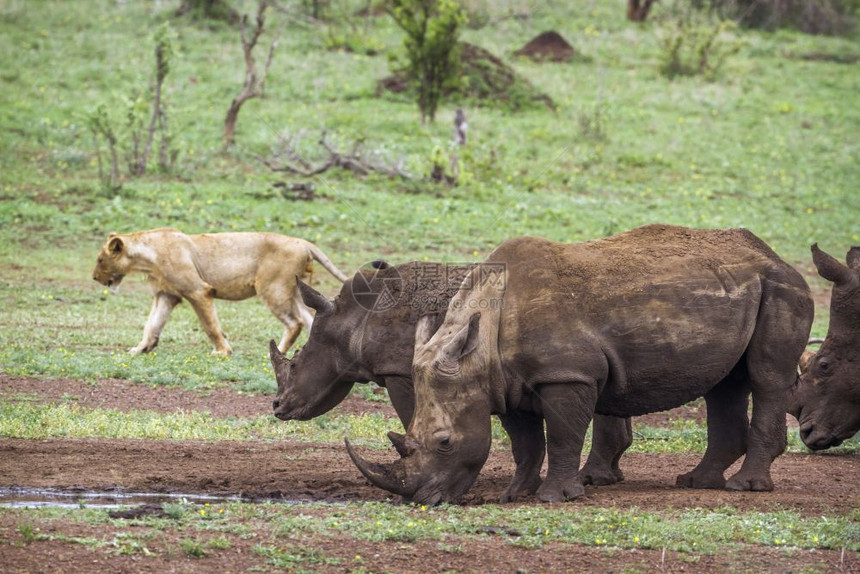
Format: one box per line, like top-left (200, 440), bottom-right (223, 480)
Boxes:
top-left (1, 438), bottom-right (858, 515)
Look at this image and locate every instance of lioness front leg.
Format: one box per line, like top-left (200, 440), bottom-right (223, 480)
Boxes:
top-left (187, 292), bottom-right (232, 356)
top-left (131, 292), bottom-right (181, 355)
top-left (536, 381), bottom-right (598, 503)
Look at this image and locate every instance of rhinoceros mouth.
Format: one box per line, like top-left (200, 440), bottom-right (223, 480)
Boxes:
top-left (273, 402), bottom-right (314, 421)
top-left (798, 420), bottom-right (851, 450)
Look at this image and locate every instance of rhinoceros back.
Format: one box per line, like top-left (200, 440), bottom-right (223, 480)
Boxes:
top-left (480, 225), bottom-right (811, 417)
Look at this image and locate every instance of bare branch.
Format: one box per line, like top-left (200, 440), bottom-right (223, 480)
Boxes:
top-left (256, 131), bottom-right (413, 180)
top-left (223, 1), bottom-right (278, 146)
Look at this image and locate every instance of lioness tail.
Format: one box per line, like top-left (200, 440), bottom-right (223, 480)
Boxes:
top-left (307, 244), bottom-right (349, 283)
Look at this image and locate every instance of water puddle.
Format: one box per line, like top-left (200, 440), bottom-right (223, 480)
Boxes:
top-left (0, 487), bottom-right (268, 510)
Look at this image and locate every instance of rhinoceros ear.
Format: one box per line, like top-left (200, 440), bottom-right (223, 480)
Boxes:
top-left (415, 313), bottom-right (440, 347)
top-left (846, 247), bottom-right (860, 271)
top-left (371, 259), bottom-right (390, 270)
top-left (297, 278), bottom-right (334, 316)
top-left (811, 244), bottom-right (853, 285)
top-left (440, 312), bottom-right (481, 364)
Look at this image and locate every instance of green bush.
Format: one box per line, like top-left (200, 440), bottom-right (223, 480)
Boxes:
top-left (387, 0), bottom-right (468, 122)
top-left (658, 14), bottom-right (743, 80)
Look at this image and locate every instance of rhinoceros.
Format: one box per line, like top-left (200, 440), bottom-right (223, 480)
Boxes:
top-left (270, 261), bottom-right (633, 501)
top-left (791, 244), bottom-right (860, 450)
top-left (346, 225), bottom-right (814, 504)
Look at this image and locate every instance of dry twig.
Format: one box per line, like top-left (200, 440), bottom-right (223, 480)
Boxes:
top-left (255, 131), bottom-right (412, 180)
top-left (223, 1), bottom-right (278, 146)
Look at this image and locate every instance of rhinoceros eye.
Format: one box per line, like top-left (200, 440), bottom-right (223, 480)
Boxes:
top-left (816, 358), bottom-right (831, 375)
top-left (437, 436), bottom-right (452, 453)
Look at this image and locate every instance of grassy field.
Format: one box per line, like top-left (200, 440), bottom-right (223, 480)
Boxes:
top-left (1, 0), bottom-right (859, 569)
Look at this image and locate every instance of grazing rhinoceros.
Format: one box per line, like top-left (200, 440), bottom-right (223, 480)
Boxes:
top-left (270, 261), bottom-right (633, 501)
top-left (346, 225), bottom-right (814, 505)
top-left (791, 244), bottom-right (860, 450)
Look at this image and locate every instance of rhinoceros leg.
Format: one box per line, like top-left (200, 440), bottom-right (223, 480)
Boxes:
top-left (581, 415), bottom-right (633, 486)
top-left (725, 284), bottom-right (808, 491)
top-left (677, 366), bottom-right (750, 489)
top-left (498, 410), bottom-right (545, 502)
top-left (535, 381), bottom-right (598, 502)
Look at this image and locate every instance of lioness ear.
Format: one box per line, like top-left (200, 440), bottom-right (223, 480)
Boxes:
top-left (297, 278), bottom-right (334, 316)
top-left (846, 247), bottom-right (860, 271)
top-left (108, 236), bottom-right (124, 256)
top-left (811, 244), bottom-right (852, 285)
top-left (440, 312), bottom-right (481, 363)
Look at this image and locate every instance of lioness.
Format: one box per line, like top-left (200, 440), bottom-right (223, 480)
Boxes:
top-left (92, 228), bottom-right (349, 356)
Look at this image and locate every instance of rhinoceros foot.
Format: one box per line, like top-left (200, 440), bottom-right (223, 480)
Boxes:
top-left (579, 463), bottom-right (624, 486)
top-left (499, 475), bottom-right (542, 503)
top-left (537, 477), bottom-right (585, 503)
top-left (675, 470), bottom-right (726, 490)
top-left (725, 471), bottom-right (774, 492)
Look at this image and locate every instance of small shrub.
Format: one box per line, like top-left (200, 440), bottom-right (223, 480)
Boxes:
top-left (179, 538), bottom-right (206, 558)
top-left (86, 23), bottom-right (179, 186)
top-left (578, 102), bottom-right (609, 142)
top-left (658, 14), bottom-right (743, 80)
top-left (387, 0), bottom-right (468, 122)
top-left (18, 524), bottom-right (38, 543)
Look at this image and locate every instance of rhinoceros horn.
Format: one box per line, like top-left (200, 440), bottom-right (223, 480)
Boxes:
top-left (344, 438), bottom-right (414, 497)
top-left (387, 431), bottom-right (418, 458)
top-left (297, 279), bottom-right (334, 316)
top-left (268, 339), bottom-right (290, 380)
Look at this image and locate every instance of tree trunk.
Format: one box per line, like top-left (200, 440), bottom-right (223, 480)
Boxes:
top-left (627, 0), bottom-right (656, 22)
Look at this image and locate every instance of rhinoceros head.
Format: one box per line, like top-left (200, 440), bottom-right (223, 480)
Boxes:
top-left (271, 279), bottom-right (369, 421)
top-left (792, 244), bottom-right (860, 450)
top-left (346, 311), bottom-right (493, 505)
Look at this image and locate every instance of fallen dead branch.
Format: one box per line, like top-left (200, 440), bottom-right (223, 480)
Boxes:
top-left (255, 131), bottom-right (412, 179)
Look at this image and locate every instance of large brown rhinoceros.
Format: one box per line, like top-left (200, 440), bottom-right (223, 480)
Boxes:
top-left (270, 261), bottom-right (633, 501)
top-left (346, 225), bottom-right (814, 505)
top-left (791, 244), bottom-right (860, 450)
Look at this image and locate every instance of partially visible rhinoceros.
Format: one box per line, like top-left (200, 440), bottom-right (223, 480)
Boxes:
top-left (791, 244), bottom-right (860, 450)
top-left (347, 225), bottom-right (814, 505)
top-left (270, 261), bottom-right (633, 501)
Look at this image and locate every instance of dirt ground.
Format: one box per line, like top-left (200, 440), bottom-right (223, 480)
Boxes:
top-left (1, 375), bottom-right (858, 573)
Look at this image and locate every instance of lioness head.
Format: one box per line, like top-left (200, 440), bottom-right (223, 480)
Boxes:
top-left (92, 233), bottom-right (131, 292)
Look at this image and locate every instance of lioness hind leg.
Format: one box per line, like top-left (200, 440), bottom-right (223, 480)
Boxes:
top-left (132, 292), bottom-right (181, 355)
top-left (258, 271), bottom-right (315, 353)
top-left (676, 364), bottom-right (749, 489)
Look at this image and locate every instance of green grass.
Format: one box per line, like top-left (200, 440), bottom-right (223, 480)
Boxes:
top-left (6, 501), bottom-right (859, 554)
top-left (2, 401), bottom-right (855, 454)
top-left (0, 402), bottom-right (403, 445)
